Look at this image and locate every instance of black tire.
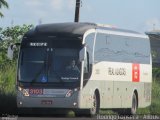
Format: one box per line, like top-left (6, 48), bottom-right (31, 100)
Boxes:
top-left (131, 93), bottom-right (137, 115)
top-left (121, 93), bottom-right (137, 115)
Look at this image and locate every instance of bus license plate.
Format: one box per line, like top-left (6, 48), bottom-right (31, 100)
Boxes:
top-left (29, 89), bottom-right (43, 95)
top-left (41, 100), bottom-right (53, 105)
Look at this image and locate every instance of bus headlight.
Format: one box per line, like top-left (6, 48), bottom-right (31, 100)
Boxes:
top-left (18, 86), bottom-right (29, 97)
top-left (18, 86), bottom-right (22, 91)
top-left (66, 90), bottom-right (73, 97)
top-left (74, 87), bottom-right (80, 92)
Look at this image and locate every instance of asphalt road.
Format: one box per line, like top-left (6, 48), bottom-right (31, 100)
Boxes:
top-left (1, 117), bottom-right (92, 120)
top-left (1, 114), bottom-right (153, 120)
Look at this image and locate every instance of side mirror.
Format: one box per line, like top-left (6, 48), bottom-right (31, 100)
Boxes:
top-left (7, 43), bottom-right (20, 60)
top-left (79, 46), bottom-right (86, 62)
top-left (7, 45), bottom-right (14, 60)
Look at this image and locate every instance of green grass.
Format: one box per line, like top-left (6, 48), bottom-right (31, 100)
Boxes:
top-left (150, 82), bottom-right (160, 114)
top-left (0, 64), bottom-right (16, 94)
top-left (99, 110), bottom-right (117, 115)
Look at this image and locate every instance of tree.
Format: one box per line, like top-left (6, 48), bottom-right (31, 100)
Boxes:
top-left (0, 0), bottom-right (9, 17)
top-left (0, 24), bottom-right (33, 68)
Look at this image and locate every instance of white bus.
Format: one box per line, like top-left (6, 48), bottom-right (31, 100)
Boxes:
top-left (8, 22), bottom-right (152, 116)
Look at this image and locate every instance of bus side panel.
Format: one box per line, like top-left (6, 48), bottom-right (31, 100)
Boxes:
top-left (88, 62), bottom-right (152, 109)
top-left (93, 31), bottom-right (151, 109)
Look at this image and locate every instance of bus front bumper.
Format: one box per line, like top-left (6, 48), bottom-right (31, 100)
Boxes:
top-left (17, 90), bottom-right (80, 109)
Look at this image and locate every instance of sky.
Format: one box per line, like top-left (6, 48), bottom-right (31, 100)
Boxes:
top-left (0, 0), bottom-right (160, 33)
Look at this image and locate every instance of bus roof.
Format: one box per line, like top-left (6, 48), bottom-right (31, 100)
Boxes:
top-left (24, 22), bottom-right (141, 38)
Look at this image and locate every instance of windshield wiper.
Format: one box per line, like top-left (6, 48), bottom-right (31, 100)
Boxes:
top-left (30, 52), bottom-right (48, 84)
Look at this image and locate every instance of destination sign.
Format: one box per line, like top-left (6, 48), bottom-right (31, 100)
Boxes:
top-left (30, 42), bottom-right (48, 47)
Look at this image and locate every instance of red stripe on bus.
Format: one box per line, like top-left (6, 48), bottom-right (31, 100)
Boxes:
top-left (132, 64), bottom-right (140, 82)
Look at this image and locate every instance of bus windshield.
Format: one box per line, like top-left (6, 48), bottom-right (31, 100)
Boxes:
top-left (19, 45), bottom-right (81, 86)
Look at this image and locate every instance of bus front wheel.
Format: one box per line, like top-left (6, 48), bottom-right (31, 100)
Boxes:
top-left (89, 91), bottom-right (100, 117)
top-left (75, 91), bottom-right (100, 117)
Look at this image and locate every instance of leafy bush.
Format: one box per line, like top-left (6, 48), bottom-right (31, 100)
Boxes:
top-left (0, 25), bottom-right (33, 68)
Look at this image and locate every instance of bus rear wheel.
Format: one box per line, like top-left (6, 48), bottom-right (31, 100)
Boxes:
top-left (125, 93), bottom-right (137, 115)
top-left (131, 93), bottom-right (137, 115)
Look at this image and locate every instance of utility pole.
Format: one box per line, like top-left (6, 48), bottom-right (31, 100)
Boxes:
top-left (153, 23), bottom-right (156, 31)
top-left (74, 0), bottom-right (81, 22)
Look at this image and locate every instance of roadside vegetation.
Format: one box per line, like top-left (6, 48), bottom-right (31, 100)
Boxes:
top-left (137, 69), bottom-right (160, 115)
top-left (0, 25), bottom-right (160, 116)
top-left (0, 25), bottom-right (33, 114)
top-left (0, 64), bottom-right (17, 114)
